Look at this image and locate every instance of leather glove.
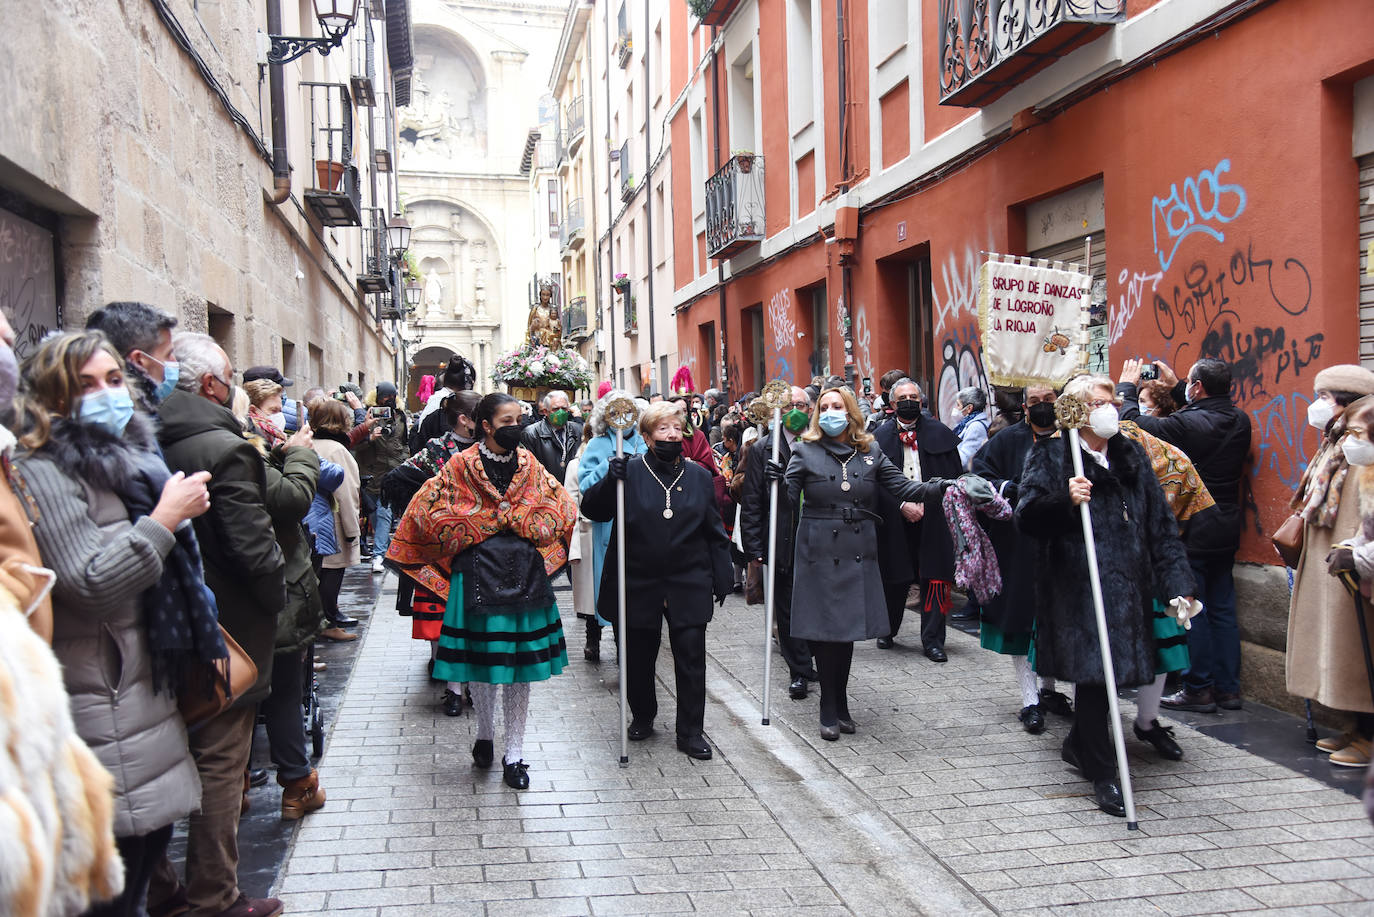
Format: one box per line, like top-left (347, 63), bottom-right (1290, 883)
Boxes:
top-left (715, 593), bottom-right (728, 607)
top-left (959, 473), bottom-right (996, 505)
top-left (763, 459), bottom-right (785, 483)
top-left (928, 477), bottom-right (953, 493)
top-left (607, 455), bottom-right (629, 480)
top-left (1327, 544), bottom-right (1356, 576)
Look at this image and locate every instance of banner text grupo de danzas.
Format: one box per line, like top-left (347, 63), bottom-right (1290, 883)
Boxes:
top-left (977, 255), bottom-right (1092, 388)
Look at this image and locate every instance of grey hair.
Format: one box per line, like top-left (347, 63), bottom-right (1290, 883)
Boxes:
top-left (890, 378), bottom-right (922, 398)
top-left (957, 386), bottom-right (987, 412)
top-left (84, 301), bottom-right (178, 357)
top-left (588, 388), bottom-right (635, 436)
top-left (1062, 373), bottom-right (1118, 404)
top-left (172, 332), bottom-right (229, 391)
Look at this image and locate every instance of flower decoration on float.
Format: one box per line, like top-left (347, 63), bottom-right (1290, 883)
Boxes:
top-left (490, 343), bottom-right (593, 391)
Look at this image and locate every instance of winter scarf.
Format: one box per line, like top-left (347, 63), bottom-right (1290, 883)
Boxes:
top-left (1118, 421), bottom-right (1215, 525)
top-left (1293, 438), bottom-right (1348, 529)
top-left (34, 416), bottom-right (226, 697)
top-left (942, 474), bottom-right (1012, 603)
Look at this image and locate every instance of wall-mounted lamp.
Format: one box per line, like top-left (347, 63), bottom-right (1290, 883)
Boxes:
top-left (266, 0), bottom-right (361, 65)
top-left (386, 214), bottom-right (412, 260)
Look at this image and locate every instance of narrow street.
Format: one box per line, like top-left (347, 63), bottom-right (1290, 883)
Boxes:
top-left (258, 574), bottom-right (1374, 916)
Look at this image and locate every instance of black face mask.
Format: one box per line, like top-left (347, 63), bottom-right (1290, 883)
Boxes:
top-left (894, 400), bottom-right (922, 421)
top-left (1026, 402), bottom-right (1057, 429)
top-left (652, 440), bottom-right (684, 463)
top-left (492, 424), bottom-right (523, 451)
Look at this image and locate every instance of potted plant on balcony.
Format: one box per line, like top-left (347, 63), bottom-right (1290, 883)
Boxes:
top-left (732, 149), bottom-right (756, 173)
top-left (612, 272), bottom-right (630, 294)
top-left (315, 159), bottom-right (346, 191)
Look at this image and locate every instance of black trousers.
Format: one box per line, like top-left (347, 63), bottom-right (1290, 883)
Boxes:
top-left (774, 570), bottom-right (815, 680)
top-left (84, 823), bottom-right (174, 917)
top-left (262, 648), bottom-right (311, 783)
top-left (625, 615), bottom-right (707, 740)
top-left (883, 580), bottom-right (946, 649)
top-left (585, 615), bottom-right (603, 647)
top-left (1067, 684), bottom-right (1116, 782)
top-left (811, 640), bottom-right (854, 725)
top-left (318, 567), bottom-right (346, 623)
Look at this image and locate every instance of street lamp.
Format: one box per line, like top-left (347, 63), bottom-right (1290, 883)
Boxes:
top-left (266, 0), bottom-right (362, 65)
top-left (404, 280), bottom-right (421, 311)
top-left (386, 214), bottom-right (412, 260)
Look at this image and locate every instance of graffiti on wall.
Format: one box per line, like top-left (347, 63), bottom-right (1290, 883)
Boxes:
top-left (853, 306), bottom-right (873, 383)
top-left (763, 287), bottom-right (798, 383)
top-left (1150, 158), bottom-right (1247, 273)
top-left (1251, 391), bottom-right (1320, 491)
top-left (1109, 268), bottom-right (1164, 347)
top-left (935, 323), bottom-right (989, 423)
top-left (934, 245), bottom-right (983, 336)
top-left (933, 242), bottom-right (991, 424)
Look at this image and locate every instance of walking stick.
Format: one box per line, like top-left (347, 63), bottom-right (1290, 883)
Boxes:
top-left (1333, 563), bottom-right (1374, 709)
top-left (1055, 395), bottom-right (1140, 830)
top-left (757, 380), bottom-right (792, 726)
top-left (604, 397), bottom-right (640, 766)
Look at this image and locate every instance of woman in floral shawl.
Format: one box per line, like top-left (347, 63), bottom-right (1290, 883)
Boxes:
top-left (387, 392), bottom-right (577, 790)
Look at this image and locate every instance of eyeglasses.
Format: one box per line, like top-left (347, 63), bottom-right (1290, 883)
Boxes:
top-left (1085, 399), bottom-right (1115, 410)
top-left (788, 401), bottom-right (809, 410)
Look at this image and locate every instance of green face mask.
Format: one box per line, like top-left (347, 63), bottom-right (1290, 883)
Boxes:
top-left (549, 407), bottom-right (569, 427)
top-left (782, 408), bottom-right (809, 433)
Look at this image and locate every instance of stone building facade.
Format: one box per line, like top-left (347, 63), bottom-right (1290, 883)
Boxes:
top-left (0, 0), bottom-right (413, 391)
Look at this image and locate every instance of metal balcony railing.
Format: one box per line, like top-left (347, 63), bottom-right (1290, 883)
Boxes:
top-left (705, 153), bottom-right (764, 260)
top-left (357, 207), bottom-right (389, 294)
top-left (616, 3), bottom-right (631, 68)
top-left (559, 198), bottom-right (586, 252)
top-left (938, 0), bottom-right (1125, 107)
top-left (566, 96), bottom-right (586, 149)
top-left (303, 81), bottom-right (362, 226)
top-left (619, 141), bottom-right (634, 202)
top-left (623, 292), bottom-right (638, 335)
top-left (350, 1), bottom-right (377, 107)
top-left (563, 295), bottom-right (588, 339)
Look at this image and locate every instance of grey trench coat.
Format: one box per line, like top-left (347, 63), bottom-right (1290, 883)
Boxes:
top-left (785, 437), bottom-right (941, 642)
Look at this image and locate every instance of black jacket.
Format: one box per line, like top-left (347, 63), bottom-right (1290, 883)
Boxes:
top-left (581, 452), bottom-right (732, 629)
top-left (520, 418), bottom-right (583, 486)
top-left (1116, 385), bottom-right (1251, 555)
top-left (157, 389), bottom-right (286, 705)
top-left (739, 428), bottom-right (800, 570)
top-left (970, 422), bottom-right (1040, 635)
top-left (872, 415), bottom-right (961, 585)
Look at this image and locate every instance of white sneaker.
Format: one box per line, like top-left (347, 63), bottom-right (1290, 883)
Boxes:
top-left (371, 556), bottom-right (384, 575)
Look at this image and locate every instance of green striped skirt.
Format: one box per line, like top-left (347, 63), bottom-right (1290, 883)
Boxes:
top-left (1153, 600), bottom-right (1190, 676)
top-left (432, 573), bottom-right (568, 685)
top-left (980, 620), bottom-right (1031, 657)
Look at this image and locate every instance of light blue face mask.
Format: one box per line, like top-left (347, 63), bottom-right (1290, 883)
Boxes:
top-left (818, 409), bottom-right (849, 437)
top-left (78, 387), bottom-right (136, 436)
top-left (139, 353), bottom-right (180, 403)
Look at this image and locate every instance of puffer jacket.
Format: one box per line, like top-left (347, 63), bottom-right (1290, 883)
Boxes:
top-left (305, 459), bottom-right (346, 557)
top-left (15, 415), bottom-right (201, 838)
top-left (265, 444), bottom-right (325, 653)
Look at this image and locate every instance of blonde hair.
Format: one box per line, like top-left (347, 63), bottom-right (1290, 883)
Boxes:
top-left (230, 386), bottom-right (250, 424)
top-left (801, 386), bottom-right (875, 452)
top-left (243, 378), bottom-right (282, 407)
top-left (639, 401), bottom-right (685, 440)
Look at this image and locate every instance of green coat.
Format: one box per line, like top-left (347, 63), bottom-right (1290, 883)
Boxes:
top-left (157, 390), bottom-right (286, 706)
top-left (265, 444), bottom-right (325, 654)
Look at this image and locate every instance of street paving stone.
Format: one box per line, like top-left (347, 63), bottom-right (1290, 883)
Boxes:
top-left (271, 577), bottom-right (1374, 915)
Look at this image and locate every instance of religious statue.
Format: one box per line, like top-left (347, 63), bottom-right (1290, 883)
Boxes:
top-left (423, 271), bottom-right (443, 320)
top-left (526, 284), bottom-right (562, 349)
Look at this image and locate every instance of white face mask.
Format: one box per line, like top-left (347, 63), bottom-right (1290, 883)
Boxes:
top-left (1088, 404), bottom-right (1120, 439)
top-left (1307, 398), bottom-right (1335, 431)
top-left (1343, 436), bottom-right (1374, 467)
top-left (265, 411), bottom-right (288, 432)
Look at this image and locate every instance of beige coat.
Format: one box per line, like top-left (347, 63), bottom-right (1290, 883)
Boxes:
top-left (1287, 473), bottom-right (1374, 713)
top-left (314, 437), bottom-right (361, 570)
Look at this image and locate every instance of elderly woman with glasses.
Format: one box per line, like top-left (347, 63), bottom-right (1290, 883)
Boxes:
top-left (1016, 373), bottom-right (1195, 818)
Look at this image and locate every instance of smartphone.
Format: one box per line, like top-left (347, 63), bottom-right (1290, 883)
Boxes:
top-left (1138, 363), bottom-right (1159, 382)
top-left (368, 406), bottom-right (394, 419)
top-left (862, 376), bottom-right (873, 396)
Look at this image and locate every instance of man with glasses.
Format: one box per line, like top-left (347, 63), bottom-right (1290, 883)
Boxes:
top-left (741, 385), bottom-right (818, 698)
top-left (872, 379), bottom-right (962, 661)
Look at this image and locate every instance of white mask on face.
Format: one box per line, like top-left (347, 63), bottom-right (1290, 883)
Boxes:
top-left (265, 411), bottom-right (288, 432)
top-left (1307, 398), bottom-right (1335, 431)
top-left (1088, 404), bottom-right (1120, 439)
top-left (1342, 436), bottom-right (1374, 467)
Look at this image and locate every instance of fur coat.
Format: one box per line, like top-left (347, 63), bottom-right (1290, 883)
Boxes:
top-left (1016, 432), bottom-right (1195, 687)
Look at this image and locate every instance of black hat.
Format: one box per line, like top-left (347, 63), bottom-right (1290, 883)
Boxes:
top-left (243, 365), bottom-right (293, 387)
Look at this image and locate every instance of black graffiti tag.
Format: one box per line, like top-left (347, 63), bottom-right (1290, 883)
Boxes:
top-left (1199, 314), bottom-right (1323, 402)
top-left (1154, 241), bottom-right (1312, 341)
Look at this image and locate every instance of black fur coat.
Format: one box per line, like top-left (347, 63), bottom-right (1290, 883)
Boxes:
top-left (1015, 432), bottom-right (1194, 687)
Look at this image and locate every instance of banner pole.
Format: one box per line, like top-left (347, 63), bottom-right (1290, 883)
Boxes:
top-left (761, 407), bottom-right (782, 726)
top-left (615, 428), bottom-right (629, 766)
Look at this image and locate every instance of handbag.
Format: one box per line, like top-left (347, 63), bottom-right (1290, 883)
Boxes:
top-left (178, 625), bottom-right (257, 730)
top-left (1272, 513), bottom-right (1304, 568)
top-left (745, 560), bottom-right (764, 605)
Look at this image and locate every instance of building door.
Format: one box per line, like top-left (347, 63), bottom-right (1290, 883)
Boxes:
top-left (1027, 234), bottom-right (1108, 373)
top-left (906, 257), bottom-right (935, 398)
top-left (807, 284), bottom-right (829, 378)
top-left (0, 205), bottom-right (60, 364)
top-left (699, 322), bottom-right (718, 389)
top-left (749, 307), bottom-right (765, 392)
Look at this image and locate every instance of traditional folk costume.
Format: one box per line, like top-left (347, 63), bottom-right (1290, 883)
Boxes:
top-left (387, 442), bottom-right (577, 777)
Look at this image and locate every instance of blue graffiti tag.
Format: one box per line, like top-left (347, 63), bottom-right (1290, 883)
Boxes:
top-left (1252, 391), bottom-right (1315, 491)
top-left (1150, 158), bottom-right (1247, 273)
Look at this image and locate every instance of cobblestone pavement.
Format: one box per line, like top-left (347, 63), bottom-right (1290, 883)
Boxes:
top-left (271, 575), bottom-right (1374, 916)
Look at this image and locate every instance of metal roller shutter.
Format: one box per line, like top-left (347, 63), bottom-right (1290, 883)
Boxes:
top-left (1029, 233), bottom-right (1108, 373)
top-left (1361, 155), bottom-right (1374, 368)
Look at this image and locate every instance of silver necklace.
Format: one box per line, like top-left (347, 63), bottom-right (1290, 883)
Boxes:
top-left (642, 458), bottom-right (687, 519)
top-left (832, 448), bottom-right (858, 491)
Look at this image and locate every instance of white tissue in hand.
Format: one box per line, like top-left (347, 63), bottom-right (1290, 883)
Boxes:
top-left (1170, 596), bottom-right (1202, 631)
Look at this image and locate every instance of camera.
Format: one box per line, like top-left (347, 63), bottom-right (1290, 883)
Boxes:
top-left (1138, 363), bottom-right (1159, 382)
top-left (368, 406), bottom-right (395, 437)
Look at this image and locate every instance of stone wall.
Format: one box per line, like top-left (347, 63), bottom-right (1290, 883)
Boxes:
top-left (0, 0), bottom-right (395, 390)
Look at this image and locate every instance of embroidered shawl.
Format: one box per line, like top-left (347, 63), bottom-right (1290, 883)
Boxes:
top-left (386, 444), bottom-right (578, 601)
top-left (1118, 421), bottom-right (1215, 525)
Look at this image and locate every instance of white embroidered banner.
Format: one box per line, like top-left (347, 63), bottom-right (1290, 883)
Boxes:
top-left (977, 254), bottom-right (1091, 387)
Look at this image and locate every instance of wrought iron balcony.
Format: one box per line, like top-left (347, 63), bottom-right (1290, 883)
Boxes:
top-left (349, 1), bottom-right (377, 107)
top-left (693, 0), bottom-right (743, 26)
top-left (357, 208), bottom-right (390, 294)
top-left (566, 96), bottom-right (586, 154)
top-left (623, 292), bottom-right (638, 336)
top-left (303, 81), bottom-right (362, 226)
top-left (560, 198), bottom-right (585, 253)
top-left (705, 153), bottom-right (764, 260)
top-left (939, 0), bottom-right (1125, 108)
top-left (619, 141), bottom-right (634, 202)
top-left (563, 295), bottom-right (588, 340)
top-left (616, 3), bottom-right (631, 68)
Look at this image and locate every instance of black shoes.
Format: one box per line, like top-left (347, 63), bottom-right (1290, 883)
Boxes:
top-left (1216, 691), bottom-right (1243, 710)
top-left (1160, 687), bottom-right (1217, 713)
top-left (838, 718), bottom-right (857, 734)
top-left (627, 719), bottom-right (655, 741)
top-left (789, 677), bottom-right (808, 699)
top-left (583, 643), bottom-right (600, 663)
top-left (248, 768), bottom-right (269, 788)
top-left (1093, 779), bottom-right (1126, 817)
top-left (924, 645), bottom-right (948, 663)
top-left (1134, 719), bottom-right (1184, 760)
top-left (1018, 705), bottom-right (1046, 734)
top-left (503, 759), bottom-right (530, 790)
top-left (876, 637), bottom-right (894, 649)
top-left (471, 739), bottom-right (494, 768)
top-left (819, 722), bottom-right (839, 741)
top-left (330, 614), bottom-right (360, 628)
top-left (676, 735), bottom-right (713, 760)
top-left (1039, 689), bottom-right (1074, 717)
top-left (442, 689), bottom-right (463, 717)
